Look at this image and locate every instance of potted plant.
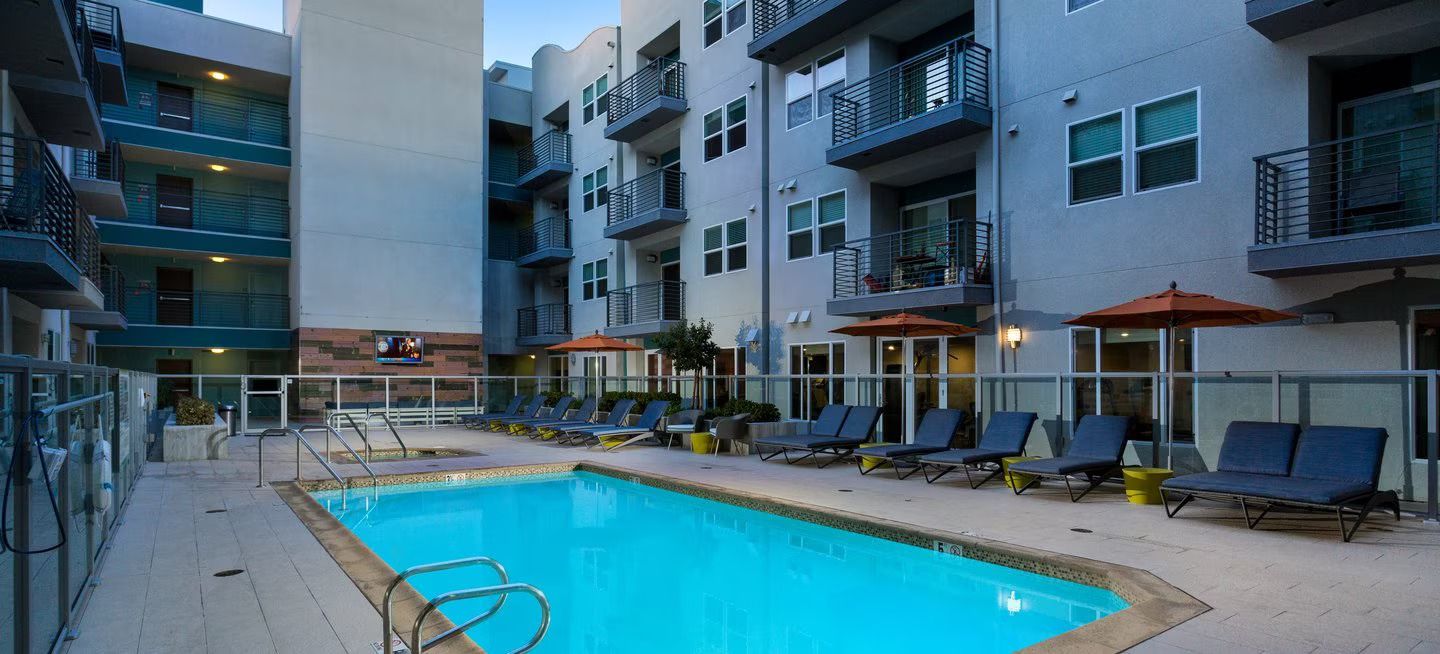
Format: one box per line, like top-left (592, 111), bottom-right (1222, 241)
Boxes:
top-left (703, 399), bottom-right (782, 455)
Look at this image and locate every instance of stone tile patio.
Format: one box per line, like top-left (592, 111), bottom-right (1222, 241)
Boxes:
top-left (64, 428), bottom-right (1440, 653)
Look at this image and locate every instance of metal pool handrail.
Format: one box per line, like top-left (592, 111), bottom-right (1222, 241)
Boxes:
top-left (381, 557), bottom-right (510, 654)
top-left (297, 424), bottom-right (378, 496)
top-left (411, 583), bottom-right (550, 654)
top-left (256, 427), bottom-right (359, 508)
top-left (328, 412), bottom-right (372, 462)
top-left (366, 411), bottom-right (408, 458)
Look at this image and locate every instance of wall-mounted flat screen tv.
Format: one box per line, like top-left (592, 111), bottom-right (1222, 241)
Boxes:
top-left (376, 335), bottom-right (423, 364)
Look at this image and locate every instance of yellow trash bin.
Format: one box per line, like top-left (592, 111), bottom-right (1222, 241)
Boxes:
top-left (1002, 456), bottom-right (1040, 490)
top-left (858, 442), bottom-right (886, 472)
top-left (1123, 467), bottom-right (1175, 505)
top-left (690, 432), bottom-right (715, 454)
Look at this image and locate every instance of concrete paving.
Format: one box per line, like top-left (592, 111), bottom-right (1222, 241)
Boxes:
top-left (65, 427), bottom-right (1440, 654)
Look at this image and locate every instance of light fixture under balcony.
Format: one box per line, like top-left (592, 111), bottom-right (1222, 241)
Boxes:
top-left (210, 348), bottom-right (226, 354)
top-left (210, 256), bottom-right (229, 263)
top-left (207, 71), bottom-right (229, 81)
top-left (209, 164), bottom-right (228, 172)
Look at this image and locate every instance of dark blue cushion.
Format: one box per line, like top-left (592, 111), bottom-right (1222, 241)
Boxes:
top-left (978, 412), bottom-right (1038, 453)
top-left (912, 409), bottom-right (966, 448)
top-left (755, 434), bottom-right (864, 449)
top-left (1216, 421), bottom-right (1300, 476)
top-left (634, 401), bottom-right (671, 429)
top-left (1290, 425), bottom-right (1388, 486)
top-left (919, 448), bottom-right (1015, 466)
top-left (1008, 456), bottom-right (1116, 476)
top-left (810, 404), bottom-right (850, 438)
top-left (1163, 471), bottom-right (1374, 505)
top-left (606, 400), bottom-right (637, 424)
top-left (854, 444), bottom-right (947, 459)
top-left (1066, 415), bottom-right (1132, 461)
top-left (837, 406), bottom-right (882, 439)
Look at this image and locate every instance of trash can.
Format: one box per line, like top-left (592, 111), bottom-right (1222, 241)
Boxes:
top-left (218, 403), bottom-right (238, 437)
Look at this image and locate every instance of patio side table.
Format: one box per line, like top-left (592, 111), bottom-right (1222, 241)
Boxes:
top-left (1122, 467), bottom-right (1175, 505)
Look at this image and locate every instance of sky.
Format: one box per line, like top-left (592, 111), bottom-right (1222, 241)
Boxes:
top-left (199, 0), bottom-right (619, 68)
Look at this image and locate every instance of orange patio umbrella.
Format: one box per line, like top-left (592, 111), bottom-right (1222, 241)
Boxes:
top-left (548, 332), bottom-right (644, 395)
top-left (830, 312), bottom-right (980, 339)
top-left (1063, 282), bottom-right (1297, 466)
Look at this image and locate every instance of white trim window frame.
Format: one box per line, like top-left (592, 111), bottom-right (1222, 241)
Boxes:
top-left (1066, 109), bottom-right (1125, 207)
top-left (703, 217), bottom-right (748, 276)
top-left (1132, 87), bottom-right (1201, 195)
top-left (785, 197), bottom-right (815, 261)
top-left (1066, 0), bottom-right (1104, 14)
top-left (581, 74), bottom-right (608, 125)
top-left (785, 49), bottom-right (845, 131)
top-left (581, 258), bottom-right (609, 302)
top-left (785, 190), bottom-right (847, 261)
top-left (582, 165), bottom-right (608, 212)
top-left (703, 95), bottom-right (748, 162)
top-left (703, 0), bottom-right (746, 48)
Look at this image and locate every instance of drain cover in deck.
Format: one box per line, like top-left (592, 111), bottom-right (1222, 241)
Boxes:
top-left (213, 569), bottom-right (245, 577)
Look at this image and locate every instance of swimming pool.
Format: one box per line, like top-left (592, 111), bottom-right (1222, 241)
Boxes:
top-left (315, 470), bottom-right (1129, 653)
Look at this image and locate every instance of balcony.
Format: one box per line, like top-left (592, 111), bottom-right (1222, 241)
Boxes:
top-left (78, 0), bottom-right (127, 105)
top-left (827, 38), bottom-right (991, 170)
top-left (605, 280), bottom-right (685, 338)
top-left (98, 182), bottom-right (291, 258)
top-left (99, 287), bottom-right (291, 349)
top-left (515, 217), bottom-right (572, 268)
top-left (749, 0), bottom-right (898, 63)
top-left (1246, 0), bottom-right (1418, 41)
top-left (71, 140), bottom-right (127, 217)
top-left (1249, 122), bottom-right (1440, 277)
top-left (72, 263), bottom-right (128, 331)
top-left (1, 132), bottom-right (104, 308)
top-left (517, 303), bottom-right (572, 347)
top-left (515, 130), bottom-right (573, 190)
top-left (2, 0), bottom-right (105, 149)
top-left (827, 218), bottom-right (992, 316)
top-left (604, 59), bottom-right (687, 143)
top-left (102, 88), bottom-right (290, 166)
top-left (604, 168), bottom-right (687, 240)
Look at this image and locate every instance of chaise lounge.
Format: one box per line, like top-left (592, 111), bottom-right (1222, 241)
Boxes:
top-left (460, 395), bottom-right (526, 429)
top-left (555, 399), bottom-right (637, 445)
top-left (916, 411), bottom-right (1040, 486)
top-left (850, 408), bottom-right (967, 479)
top-left (527, 396), bottom-right (598, 438)
top-left (753, 406), bottom-right (882, 468)
top-left (585, 401), bottom-right (672, 451)
top-left (754, 404), bottom-right (850, 463)
top-left (1161, 422), bottom-right (1400, 542)
top-left (1008, 414), bottom-right (1132, 502)
top-left (488, 395), bottom-right (549, 430)
top-left (501, 396), bottom-right (575, 433)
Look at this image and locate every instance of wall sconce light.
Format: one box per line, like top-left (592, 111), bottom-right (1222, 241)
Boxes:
top-left (1005, 325), bottom-right (1023, 350)
top-left (645, 254), bottom-right (659, 263)
top-left (743, 328), bottom-right (760, 352)
top-left (645, 156), bottom-right (658, 166)
top-left (210, 348), bottom-right (226, 354)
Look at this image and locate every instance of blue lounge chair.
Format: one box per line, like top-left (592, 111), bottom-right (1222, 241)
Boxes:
top-left (754, 404), bottom-right (850, 462)
top-left (851, 409), bottom-right (967, 478)
top-left (490, 395), bottom-right (549, 429)
top-left (504, 396), bottom-right (576, 431)
top-left (1162, 423), bottom-right (1399, 542)
top-left (1008, 414), bottom-right (1133, 502)
top-left (586, 401), bottom-right (672, 451)
top-left (526, 396), bottom-right (598, 438)
top-left (556, 399), bottom-right (637, 445)
top-left (916, 411), bottom-right (1040, 487)
top-left (754, 406), bottom-right (882, 468)
top-left (460, 396), bottom-right (526, 429)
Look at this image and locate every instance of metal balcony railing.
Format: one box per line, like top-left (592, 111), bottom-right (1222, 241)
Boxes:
top-left (65, 0), bottom-right (104, 105)
top-left (77, 0), bottom-right (124, 60)
top-left (118, 181), bottom-right (289, 238)
top-left (832, 38), bottom-right (990, 146)
top-left (607, 280), bottom-right (685, 327)
top-left (1255, 121), bottom-right (1439, 245)
top-left (517, 130), bottom-right (572, 178)
top-left (73, 139), bottom-right (124, 182)
top-left (518, 303), bottom-right (571, 339)
top-left (1, 132), bottom-right (100, 277)
top-left (832, 219), bottom-right (991, 299)
top-left (607, 58), bottom-right (686, 126)
top-left (99, 261), bottom-right (125, 314)
top-left (491, 151), bottom-right (520, 185)
top-left (122, 287), bottom-right (289, 329)
top-left (516, 217), bottom-right (570, 257)
top-left (607, 168), bottom-right (685, 228)
top-left (106, 87), bottom-right (289, 147)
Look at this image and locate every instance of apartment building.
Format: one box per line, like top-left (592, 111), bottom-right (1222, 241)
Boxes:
top-left (492, 0), bottom-right (1440, 445)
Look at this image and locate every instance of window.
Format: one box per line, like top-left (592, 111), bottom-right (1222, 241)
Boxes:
top-left (786, 200), bottom-right (813, 260)
top-left (1067, 110), bottom-right (1124, 205)
top-left (1134, 90), bottom-right (1199, 193)
top-left (583, 166), bottom-right (608, 212)
top-left (816, 191), bottom-right (846, 253)
top-left (582, 75), bottom-right (608, 124)
top-left (786, 50), bottom-right (845, 129)
top-left (581, 258), bottom-right (609, 301)
top-left (1071, 326), bottom-right (1195, 441)
top-left (703, 96), bottom-right (747, 161)
top-left (1067, 0), bottom-right (1103, 12)
top-left (704, 218), bottom-right (747, 276)
top-left (785, 191), bottom-right (846, 260)
top-left (703, 0), bottom-right (746, 47)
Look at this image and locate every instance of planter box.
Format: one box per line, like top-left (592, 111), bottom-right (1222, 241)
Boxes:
top-left (162, 415), bottom-right (229, 461)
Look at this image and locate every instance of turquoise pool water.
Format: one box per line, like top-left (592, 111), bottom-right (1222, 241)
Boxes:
top-left (316, 472), bottom-right (1127, 653)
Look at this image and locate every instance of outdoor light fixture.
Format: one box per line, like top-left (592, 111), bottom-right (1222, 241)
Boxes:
top-left (210, 256), bottom-right (228, 263)
top-left (207, 71), bottom-right (229, 81)
top-left (1120, 331), bottom-right (1131, 338)
top-left (1005, 325), bottom-right (1023, 349)
top-left (743, 328), bottom-right (760, 352)
top-left (209, 164), bottom-right (228, 172)
top-left (529, 354), bottom-right (536, 359)
top-left (210, 348), bottom-right (226, 354)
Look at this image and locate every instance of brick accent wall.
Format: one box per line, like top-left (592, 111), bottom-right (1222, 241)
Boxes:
top-left (293, 328), bottom-right (485, 418)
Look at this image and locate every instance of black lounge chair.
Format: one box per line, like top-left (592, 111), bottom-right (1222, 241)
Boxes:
top-left (755, 405), bottom-right (850, 462)
top-left (1008, 414), bottom-right (1133, 502)
top-left (852, 409), bottom-right (967, 479)
top-left (916, 411), bottom-right (1039, 486)
top-left (1162, 422), bottom-right (1399, 542)
top-left (460, 395), bottom-right (526, 429)
top-left (527, 396), bottom-right (598, 438)
top-left (754, 406), bottom-right (882, 468)
top-left (556, 399), bottom-right (637, 445)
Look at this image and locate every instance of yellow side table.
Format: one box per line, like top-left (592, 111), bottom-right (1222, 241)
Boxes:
top-left (858, 443), bottom-right (886, 472)
top-left (1123, 467), bottom-right (1174, 505)
top-left (1002, 456), bottom-right (1040, 490)
top-left (689, 432), bottom-right (715, 454)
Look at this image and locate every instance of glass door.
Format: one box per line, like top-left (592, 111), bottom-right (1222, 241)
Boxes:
top-left (878, 336), bottom-right (973, 443)
top-left (1335, 83), bottom-right (1440, 236)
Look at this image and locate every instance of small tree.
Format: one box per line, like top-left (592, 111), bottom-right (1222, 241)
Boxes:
top-left (653, 319), bottom-right (721, 410)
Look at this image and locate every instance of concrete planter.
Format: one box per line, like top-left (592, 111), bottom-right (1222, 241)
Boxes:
top-left (723, 421), bottom-right (792, 456)
top-left (162, 415), bottom-right (229, 461)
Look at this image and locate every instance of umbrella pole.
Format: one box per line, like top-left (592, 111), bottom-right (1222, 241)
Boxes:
top-left (1165, 322), bottom-right (1176, 470)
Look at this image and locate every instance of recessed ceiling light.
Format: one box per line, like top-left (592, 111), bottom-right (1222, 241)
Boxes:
top-left (1120, 332), bottom-right (1130, 338)
top-left (209, 164), bottom-right (228, 172)
top-left (208, 71), bottom-right (229, 81)
top-left (210, 256), bottom-right (229, 263)
top-left (210, 348), bottom-right (226, 354)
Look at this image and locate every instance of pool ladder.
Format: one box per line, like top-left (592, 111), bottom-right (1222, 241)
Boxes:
top-left (379, 556), bottom-right (550, 654)
top-left (331, 411), bottom-right (410, 462)
top-left (256, 425), bottom-right (379, 509)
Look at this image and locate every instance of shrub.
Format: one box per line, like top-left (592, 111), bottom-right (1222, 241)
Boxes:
top-left (175, 396), bottom-right (216, 426)
top-left (599, 390), bottom-right (684, 415)
top-left (704, 399), bottom-right (780, 423)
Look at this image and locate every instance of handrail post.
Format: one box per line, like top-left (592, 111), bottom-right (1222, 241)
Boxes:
top-left (1428, 370), bottom-right (1438, 524)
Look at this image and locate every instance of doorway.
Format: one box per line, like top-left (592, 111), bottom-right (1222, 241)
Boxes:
top-left (155, 267), bottom-right (194, 326)
top-left (156, 82), bottom-right (194, 131)
top-left (155, 174), bottom-right (194, 228)
top-left (156, 358), bottom-right (193, 408)
top-left (877, 335), bottom-right (975, 444)
top-left (660, 247), bottom-right (682, 321)
top-left (1414, 308), bottom-right (1440, 460)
